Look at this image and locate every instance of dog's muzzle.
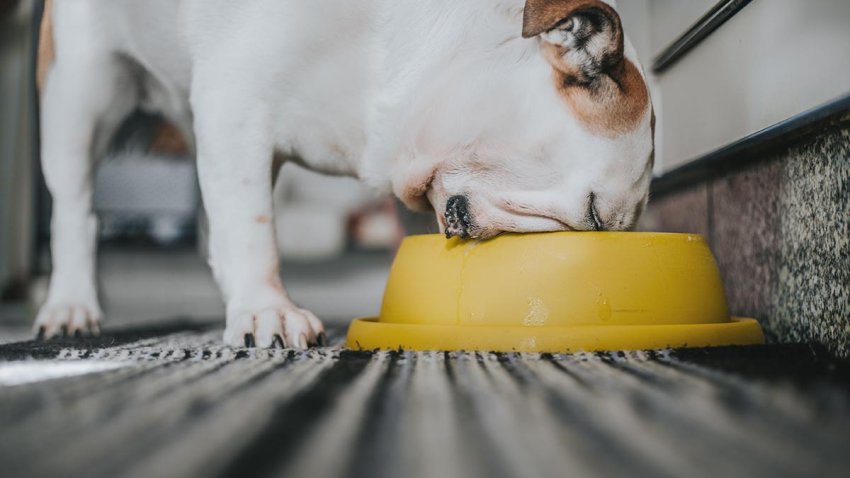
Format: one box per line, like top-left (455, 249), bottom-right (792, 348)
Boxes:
top-left (445, 195), bottom-right (472, 239)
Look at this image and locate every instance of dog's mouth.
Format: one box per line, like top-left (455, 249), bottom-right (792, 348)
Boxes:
top-left (438, 190), bottom-right (604, 240)
top-left (439, 193), bottom-right (575, 240)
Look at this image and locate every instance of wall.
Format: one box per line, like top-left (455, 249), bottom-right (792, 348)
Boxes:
top-left (617, 1), bottom-right (850, 357)
top-left (640, 112), bottom-right (850, 358)
top-left (653, 0), bottom-right (850, 171)
top-left (618, 0), bottom-right (850, 173)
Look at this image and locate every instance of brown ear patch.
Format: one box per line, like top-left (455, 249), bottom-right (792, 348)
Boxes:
top-left (555, 57), bottom-right (650, 137)
top-left (526, 1), bottom-right (649, 137)
top-left (36, 0), bottom-right (54, 94)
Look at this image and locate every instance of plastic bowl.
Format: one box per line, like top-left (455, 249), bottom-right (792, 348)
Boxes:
top-left (346, 232), bottom-right (764, 352)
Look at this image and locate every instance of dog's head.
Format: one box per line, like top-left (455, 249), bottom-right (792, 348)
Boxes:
top-left (390, 0), bottom-right (654, 238)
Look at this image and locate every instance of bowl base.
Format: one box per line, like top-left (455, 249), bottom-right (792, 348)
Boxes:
top-left (346, 317), bottom-right (764, 353)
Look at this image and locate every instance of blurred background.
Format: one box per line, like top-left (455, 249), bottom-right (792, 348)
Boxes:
top-left (1, 0), bottom-right (849, 354)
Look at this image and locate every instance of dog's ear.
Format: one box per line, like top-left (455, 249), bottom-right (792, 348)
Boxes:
top-left (522, 0), bottom-right (624, 85)
top-left (522, 0), bottom-right (622, 40)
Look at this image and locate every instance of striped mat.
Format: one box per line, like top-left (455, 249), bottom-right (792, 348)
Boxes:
top-left (0, 322), bottom-right (849, 478)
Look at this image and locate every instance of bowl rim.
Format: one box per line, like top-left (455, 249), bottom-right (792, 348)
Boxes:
top-left (401, 231), bottom-right (708, 242)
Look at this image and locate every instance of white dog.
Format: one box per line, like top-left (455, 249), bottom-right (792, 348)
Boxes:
top-left (34, 0), bottom-right (654, 348)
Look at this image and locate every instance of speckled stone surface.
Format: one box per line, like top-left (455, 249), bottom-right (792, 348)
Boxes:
top-left (643, 120), bottom-right (850, 358)
top-left (711, 160), bottom-right (782, 333)
top-left (772, 126), bottom-right (850, 355)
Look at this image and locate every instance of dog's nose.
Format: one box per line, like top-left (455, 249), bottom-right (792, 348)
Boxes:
top-left (445, 195), bottom-right (472, 238)
top-left (588, 193), bottom-right (604, 231)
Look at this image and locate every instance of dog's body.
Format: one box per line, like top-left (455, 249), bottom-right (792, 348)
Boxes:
top-left (36, 0), bottom-right (654, 347)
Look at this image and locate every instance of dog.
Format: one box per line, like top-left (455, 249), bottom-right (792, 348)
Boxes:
top-left (34, 0), bottom-right (654, 348)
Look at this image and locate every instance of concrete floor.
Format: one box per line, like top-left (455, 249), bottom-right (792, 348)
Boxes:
top-left (17, 246), bottom-right (394, 330)
top-left (0, 246), bottom-right (391, 346)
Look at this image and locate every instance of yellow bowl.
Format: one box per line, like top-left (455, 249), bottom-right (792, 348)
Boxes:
top-left (346, 232), bottom-right (764, 352)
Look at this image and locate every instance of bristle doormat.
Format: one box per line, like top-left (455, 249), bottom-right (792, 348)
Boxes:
top-left (1, 321), bottom-right (849, 478)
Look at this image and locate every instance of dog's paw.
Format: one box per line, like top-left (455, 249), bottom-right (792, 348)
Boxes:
top-left (33, 303), bottom-right (102, 339)
top-left (223, 304), bottom-right (326, 349)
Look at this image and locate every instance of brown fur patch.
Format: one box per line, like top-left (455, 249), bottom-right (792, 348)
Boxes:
top-left (150, 122), bottom-right (190, 156)
top-left (527, 1), bottom-right (649, 137)
top-left (555, 58), bottom-right (650, 137)
top-left (267, 268), bottom-right (285, 294)
top-left (36, 0), bottom-right (54, 94)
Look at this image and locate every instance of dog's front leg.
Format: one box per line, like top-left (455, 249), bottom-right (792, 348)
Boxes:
top-left (34, 55), bottom-right (136, 338)
top-left (193, 94), bottom-right (325, 349)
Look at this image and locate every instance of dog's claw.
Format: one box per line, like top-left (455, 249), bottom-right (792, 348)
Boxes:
top-left (33, 304), bottom-right (102, 341)
top-left (317, 332), bottom-right (329, 347)
top-left (224, 304), bottom-right (324, 349)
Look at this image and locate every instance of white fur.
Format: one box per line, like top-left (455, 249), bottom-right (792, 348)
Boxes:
top-left (35, 0), bottom-right (653, 346)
